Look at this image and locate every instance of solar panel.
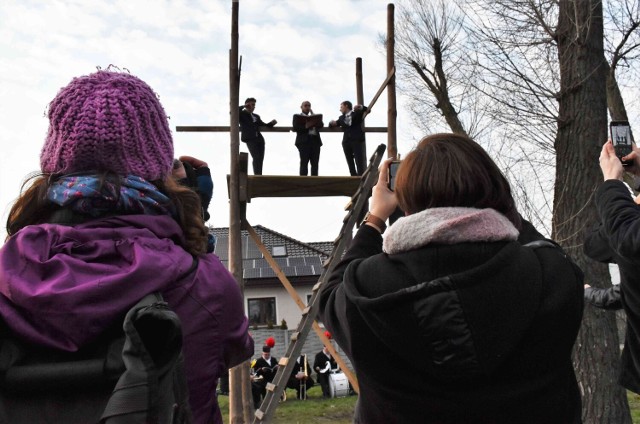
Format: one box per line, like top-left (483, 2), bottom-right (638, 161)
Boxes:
top-left (280, 266), bottom-right (297, 276)
top-left (274, 257), bottom-right (289, 268)
top-left (295, 265), bottom-right (315, 276)
top-left (243, 268), bottom-right (261, 279)
top-left (261, 268), bottom-right (277, 278)
top-left (254, 258), bottom-right (269, 268)
top-left (305, 256), bottom-right (322, 267)
top-left (287, 257), bottom-right (306, 266)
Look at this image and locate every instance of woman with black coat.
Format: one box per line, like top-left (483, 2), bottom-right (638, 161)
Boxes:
top-left (319, 133), bottom-right (584, 424)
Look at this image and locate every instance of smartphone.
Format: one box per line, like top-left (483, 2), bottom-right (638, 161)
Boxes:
top-left (610, 121), bottom-right (633, 165)
top-left (388, 160), bottom-right (401, 191)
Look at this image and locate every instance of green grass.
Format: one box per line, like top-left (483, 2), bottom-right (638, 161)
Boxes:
top-left (630, 391), bottom-right (640, 423)
top-left (218, 385), bottom-right (356, 423)
top-left (219, 388), bottom-right (640, 423)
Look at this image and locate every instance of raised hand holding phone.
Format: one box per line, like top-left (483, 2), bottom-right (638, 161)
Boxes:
top-left (610, 121), bottom-right (633, 166)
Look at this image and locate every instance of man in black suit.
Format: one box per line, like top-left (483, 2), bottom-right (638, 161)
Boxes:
top-left (251, 345), bottom-right (279, 409)
top-left (293, 100), bottom-right (323, 176)
top-left (329, 100), bottom-right (368, 176)
top-left (239, 97), bottom-right (277, 175)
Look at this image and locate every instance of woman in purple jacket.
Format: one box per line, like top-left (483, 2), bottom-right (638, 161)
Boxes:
top-left (0, 69), bottom-right (253, 423)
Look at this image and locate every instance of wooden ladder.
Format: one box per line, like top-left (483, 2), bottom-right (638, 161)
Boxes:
top-left (252, 143), bottom-right (386, 423)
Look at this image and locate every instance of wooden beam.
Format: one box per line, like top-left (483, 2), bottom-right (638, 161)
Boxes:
top-left (176, 125), bottom-right (388, 133)
top-left (363, 66), bottom-right (395, 119)
top-left (245, 176), bottom-right (361, 199)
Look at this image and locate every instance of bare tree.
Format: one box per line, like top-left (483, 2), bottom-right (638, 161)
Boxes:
top-left (393, 0), bottom-right (640, 421)
top-left (554, 0), bottom-right (631, 421)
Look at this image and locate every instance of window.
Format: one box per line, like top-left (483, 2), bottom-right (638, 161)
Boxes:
top-left (248, 297), bottom-right (276, 326)
top-left (272, 245), bottom-right (286, 257)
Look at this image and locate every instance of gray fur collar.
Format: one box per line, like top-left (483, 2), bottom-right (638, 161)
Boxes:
top-left (383, 207), bottom-right (519, 254)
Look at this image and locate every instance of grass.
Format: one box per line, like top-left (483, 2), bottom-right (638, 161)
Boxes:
top-left (218, 385), bottom-right (356, 423)
top-left (219, 388), bottom-right (640, 423)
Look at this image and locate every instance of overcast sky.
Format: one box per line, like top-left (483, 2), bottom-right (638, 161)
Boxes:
top-left (0, 0), bottom-right (421, 244)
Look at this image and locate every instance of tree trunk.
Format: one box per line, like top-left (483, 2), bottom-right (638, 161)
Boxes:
top-left (605, 60), bottom-right (629, 121)
top-left (555, 1), bottom-right (631, 422)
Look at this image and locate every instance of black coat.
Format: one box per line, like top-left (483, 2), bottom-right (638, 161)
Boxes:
top-left (320, 213), bottom-right (583, 424)
top-left (336, 106), bottom-right (367, 143)
top-left (238, 106), bottom-right (274, 143)
top-left (584, 179), bottom-right (640, 391)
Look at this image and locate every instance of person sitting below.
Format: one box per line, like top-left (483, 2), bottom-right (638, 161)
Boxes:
top-left (0, 69), bottom-right (254, 424)
top-left (251, 339), bottom-right (278, 409)
top-left (286, 354), bottom-right (315, 400)
top-left (319, 133), bottom-right (584, 423)
top-left (313, 343), bottom-right (338, 399)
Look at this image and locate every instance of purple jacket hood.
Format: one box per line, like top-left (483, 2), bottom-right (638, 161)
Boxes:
top-left (0, 215), bottom-right (197, 350)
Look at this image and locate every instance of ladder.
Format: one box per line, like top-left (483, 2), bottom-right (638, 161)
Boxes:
top-left (253, 143), bottom-right (387, 423)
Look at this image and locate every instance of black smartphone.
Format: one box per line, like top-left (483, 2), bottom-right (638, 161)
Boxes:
top-left (388, 160), bottom-right (401, 191)
top-left (610, 121), bottom-right (633, 165)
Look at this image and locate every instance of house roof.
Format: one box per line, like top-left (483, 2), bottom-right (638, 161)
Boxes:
top-left (210, 225), bottom-right (333, 281)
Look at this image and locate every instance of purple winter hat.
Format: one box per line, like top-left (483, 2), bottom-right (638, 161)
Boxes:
top-left (40, 70), bottom-right (174, 181)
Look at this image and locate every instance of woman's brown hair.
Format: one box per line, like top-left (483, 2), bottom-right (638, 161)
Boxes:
top-left (394, 133), bottom-right (521, 229)
top-left (6, 173), bottom-right (209, 256)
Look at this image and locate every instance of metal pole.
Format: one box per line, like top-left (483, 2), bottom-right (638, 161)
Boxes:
top-left (386, 3), bottom-right (397, 158)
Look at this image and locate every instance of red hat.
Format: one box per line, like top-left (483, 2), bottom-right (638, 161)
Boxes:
top-left (265, 336), bottom-right (276, 348)
top-left (324, 331), bottom-right (331, 340)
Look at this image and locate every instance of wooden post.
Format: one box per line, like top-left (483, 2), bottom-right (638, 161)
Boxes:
top-left (228, 1), bottom-right (252, 423)
top-left (356, 57), bottom-right (364, 106)
top-left (386, 3), bottom-right (397, 159)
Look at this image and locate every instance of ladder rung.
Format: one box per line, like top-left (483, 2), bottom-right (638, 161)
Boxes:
top-left (344, 200), bottom-right (352, 210)
top-left (291, 331), bottom-right (300, 341)
top-left (312, 282), bottom-right (322, 292)
top-left (255, 409), bottom-right (265, 420)
top-left (302, 306), bottom-right (311, 316)
top-left (266, 382), bottom-right (276, 392)
top-left (278, 357), bottom-right (289, 367)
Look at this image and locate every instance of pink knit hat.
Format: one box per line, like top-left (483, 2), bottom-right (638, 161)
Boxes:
top-left (40, 70), bottom-right (174, 181)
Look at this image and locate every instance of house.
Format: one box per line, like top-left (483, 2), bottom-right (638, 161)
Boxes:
top-left (210, 225), bottom-right (333, 330)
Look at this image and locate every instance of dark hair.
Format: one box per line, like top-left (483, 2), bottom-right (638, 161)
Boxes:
top-left (395, 133), bottom-right (521, 229)
top-left (7, 173), bottom-right (209, 256)
top-left (341, 101), bottom-right (353, 110)
top-left (245, 97), bottom-right (256, 104)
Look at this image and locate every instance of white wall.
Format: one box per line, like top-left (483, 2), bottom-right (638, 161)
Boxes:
top-left (244, 284), bottom-right (315, 329)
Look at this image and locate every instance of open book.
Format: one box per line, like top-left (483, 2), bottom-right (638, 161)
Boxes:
top-left (293, 113), bottom-right (323, 129)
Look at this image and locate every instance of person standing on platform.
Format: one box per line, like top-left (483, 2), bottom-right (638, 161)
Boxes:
top-left (329, 100), bottom-right (367, 176)
top-left (239, 97), bottom-right (277, 175)
top-left (293, 100), bottom-right (323, 176)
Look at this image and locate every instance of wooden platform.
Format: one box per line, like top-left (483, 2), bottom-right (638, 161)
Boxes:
top-left (228, 175), bottom-right (362, 200)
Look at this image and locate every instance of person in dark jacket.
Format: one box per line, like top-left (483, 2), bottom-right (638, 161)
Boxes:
top-left (329, 101), bottom-right (368, 176)
top-left (320, 133), bottom-right (584, 424)
top-left (313, 346), bottom-right (338, 398)
top-left (584, 139), bottom-right (640, 393)
top-left (239, 97), bottom-right (277, 175)
top-left (285, 354), bottom-right (315, 399)
top-left (0, 70), bottom-right (254, 424)
top-left (584, 284), bottom-right (623, 309)
top-left (292, 100), bottom-right (323, 176)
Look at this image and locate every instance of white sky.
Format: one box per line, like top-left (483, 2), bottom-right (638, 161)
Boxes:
top-left (0, 0), bottom-right (421, 244)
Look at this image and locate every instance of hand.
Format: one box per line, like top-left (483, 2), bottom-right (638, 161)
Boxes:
top-left (599, 140), bottom-right (624, 181)
top-left (622, 142), bottom-right (640, 176)
top-left (584, 284), bottom-right (591, 289)
top-left (369, 158), bottom-right (399, 221)
top-left (354, 105), bottom-right (362, 111)
top-left (178, 155), bottom-right (208, 169)
top-left (329, 120), bottom-right (337, 127)
top-left (172, 159), bottom-right (187, 179)
top-left (270, 119), bottom-right (277, 125)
